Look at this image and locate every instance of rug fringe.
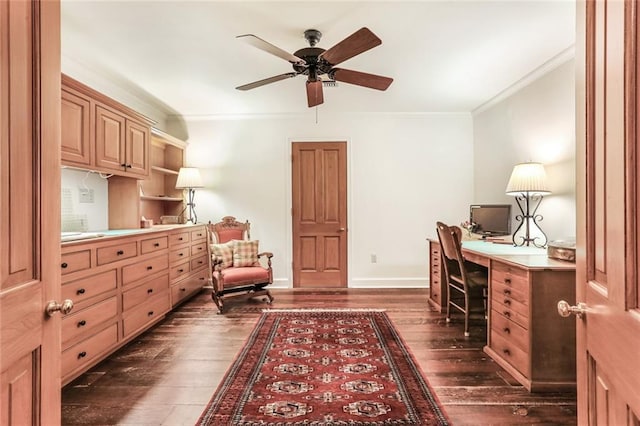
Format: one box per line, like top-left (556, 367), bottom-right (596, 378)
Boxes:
top-left (262, 308), bottom-right (386, 312)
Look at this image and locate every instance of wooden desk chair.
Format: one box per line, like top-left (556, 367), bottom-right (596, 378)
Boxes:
top-left (207, 216), bottom-right (274, 313)
top-left (436, 221), bottom-right (488, 336)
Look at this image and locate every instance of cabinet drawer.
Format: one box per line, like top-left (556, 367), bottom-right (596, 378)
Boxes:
top-left (191, 241), bottom-right (207, 257)
top-left (122, 274), bottom-right (170, 312)
top-left (141, 236), bottom-right (168, 254)
top-left (190, 228), bottom-right (207, 242)
top-left (492, 297), bottom-right (529, 330)
top-left (171, 273), bottom-right (205, 306)
top-left (170, 260), bottom-right (190, 281)
top-left (491, 309), bottom-right (529, 352)
top-left (62, 296), bottom-right (118, 346)
top-left (61, 250), bottom-right (91, 275)
top-left (169, 246), bottom-right (190, 264)
top-left (191, 254), bottom-right (208, 271)
top-left (62, 269), bottom-right (117, 305)
top-left (97, 241), bottom-right (137, 265)
top-left (122, 293), bottom-right (170, 337)
top-left (122, 254), bottom-right (169, 285)
top-left (169, 231), bottom-right (190, 246)
top-left (62, 323), bottom-right (118, 378)
top-left (491, 330), bottom-right (529, 377)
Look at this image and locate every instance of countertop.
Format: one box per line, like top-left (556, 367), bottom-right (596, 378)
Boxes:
top-left (61, 224), bottom-right (204, 244)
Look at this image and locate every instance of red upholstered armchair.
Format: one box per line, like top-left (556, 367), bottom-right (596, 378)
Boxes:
top-left (207, 216), bottom-right (274, 313)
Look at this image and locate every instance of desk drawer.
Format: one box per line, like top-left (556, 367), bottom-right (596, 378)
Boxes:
top-left (123, 293), bottom-right (170, 337)
top-left (122, 274), bottom-right (170, 312)
top-left (62, 296), bottom-right (118, 346)
top-left (492, 297), bottom-right (529, 330)
top-left (169, 231), bottom-right (190, 246)
top-left (491, 261), bottom-right (528, 291)
top-left (62, 323), bottom-right (118, 378)
top-left (169, 246), bottom-right (190, 264)
top-left (492, 280), bottom-right (528, 308)
top-left (171, 270), bottom-right (207, 306)
top-left (491, 309), bottom-right (529, 352)
top-left (62, 269), bottom-right (117, 305)
top-left (141, 236), bottom-right (168, 254)
top-left (97, 241), bottom-right (137, 265)
top-left (122, 254), bottom-right (169, 286)
top-left (170, 260), bottom-right (190, 281)
top-left (61, 250), bottom-right (91, 275)
top-left (491, 330), bottom-right (529, 377)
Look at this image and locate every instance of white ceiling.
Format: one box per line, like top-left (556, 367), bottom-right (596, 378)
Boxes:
top-left (61, 1), bottom-right (576, 117)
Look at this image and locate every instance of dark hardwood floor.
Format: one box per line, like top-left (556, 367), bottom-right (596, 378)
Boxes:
top-left (61, 288), bottom-right (577, 425)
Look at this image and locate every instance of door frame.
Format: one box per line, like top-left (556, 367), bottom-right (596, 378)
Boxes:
top-left (287, 138), bottom-right (352, 288)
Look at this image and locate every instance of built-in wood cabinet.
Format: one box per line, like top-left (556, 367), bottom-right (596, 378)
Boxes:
top-left (139, 129), bottom-right (188, 224)
top-left (60, 225), bottom-right (208, 386)
top-left (61, 74), bottom-right (153, 178)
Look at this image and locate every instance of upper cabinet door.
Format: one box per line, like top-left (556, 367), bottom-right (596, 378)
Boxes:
top-left (125, 120), bottom-right (150, 178)
top-left (95, 104), bottom-right (126, 173)
top-left (61, 88), bottom-right (92, 167)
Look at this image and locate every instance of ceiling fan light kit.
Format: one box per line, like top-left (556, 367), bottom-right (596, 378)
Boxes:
top-left (236, 27), bottom-right (393, 107)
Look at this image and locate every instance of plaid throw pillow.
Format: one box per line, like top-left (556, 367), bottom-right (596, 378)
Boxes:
top-left (211, 241), bottom-right (234, 269)
top-left (233, 240), bottom-right (259, 267)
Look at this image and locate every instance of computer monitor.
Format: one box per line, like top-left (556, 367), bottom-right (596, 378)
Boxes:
top-left (469, 204), bottom-right (511, 236)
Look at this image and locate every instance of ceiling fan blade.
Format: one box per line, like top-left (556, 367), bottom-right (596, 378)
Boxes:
top-left (320, 27), bottom-right (382, 66)
top-left (306, 80), bottom-right (324, 107)
top-left (237, 34), bottom-right (305, 65)
top-left (330, 68), bottom-right (393, 91)
top-left (236, 72), bottom-right (298, 91)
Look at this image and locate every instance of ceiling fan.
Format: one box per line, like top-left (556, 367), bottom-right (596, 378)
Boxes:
top-left (236, 27), bottom-right (394, 108)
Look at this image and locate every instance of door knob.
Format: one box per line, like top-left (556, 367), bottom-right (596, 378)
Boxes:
top-left (557, 300), bottom-right (587, 319)
top-left (338, 228), bottom-right (345, 232)
top-left (45, 299), bottom-right (74, 316)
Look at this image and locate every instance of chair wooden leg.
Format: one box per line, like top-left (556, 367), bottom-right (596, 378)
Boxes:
top-left (463, 293), bottom-right (470, 337)
top-left (445, 286), bottom-right (452, 323)
top-left (211, 292), bottom-right (224, 314)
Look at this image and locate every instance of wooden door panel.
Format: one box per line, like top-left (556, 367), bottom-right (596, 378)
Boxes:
top-left (95, 105), bottom-right (125, 171)
top-left (126, 120), bottom-right (149, 177)
top-left (1, 0), bottom-right (61, 423)
top-left (577, 0), bottom-right (640, 423)
top-left (292, 142), bottom-right (347, 287)
top-left (61, 89), bottom-right (92, 166)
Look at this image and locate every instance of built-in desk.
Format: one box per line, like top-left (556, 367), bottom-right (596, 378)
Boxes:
top-left (428, 239), bottom-right (576, 392)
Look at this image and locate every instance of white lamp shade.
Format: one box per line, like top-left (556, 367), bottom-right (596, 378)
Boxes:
top-left (505, 162), bottom-right (551, 195)
top-left (175, 167), bottom-right (203, 189)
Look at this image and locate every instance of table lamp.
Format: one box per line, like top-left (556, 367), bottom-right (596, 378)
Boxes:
top-left (176, 167), bottom-right (203, 224)
top-left (505, 162), bottom-right (551, 247)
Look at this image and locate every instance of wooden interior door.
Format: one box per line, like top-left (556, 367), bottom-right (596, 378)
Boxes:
top-left (575, 0), bottom-right (640, 423)
top-left (1, 1), bottom-right (61, 424)
top-left (292, 142), bottom-right (347, 288)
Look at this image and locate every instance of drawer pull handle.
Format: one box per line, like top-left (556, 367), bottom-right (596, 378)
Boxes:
top-left (117, 250), bottom-right (124, 255)
top-left (198, 247), bottom-right (203, 250)
top-left (503, 327), bottom-right (510, 334)
top-left (200, 277), bottom-right (205, 281)
top-left (198, 261), bottom-right (203, 264)
top-left (178, 269), bottom-right (184, 273)
top-left (504, 278), bottom-right (511, 284)
top-left (503, 349), bottom-right (511, 356)
top-left (147, 266), bottom-right (153, 270)
top-left (77, 288), bottom-right (86, 295)
top-left (503, 299), bottom-right (511, 306)
top-left (179, 237), bottom-right (183, 241)
top-left (181, 287), bottom-right (186, 292)
top-left (61, 262), bottom-right (68, 269)
top-left (77, 320), bottom-right (86, 327)
top-left (78, 351), bottom-right (87, 359)
top-left (179, 253), bottom-right (184, 256)
top-left (503, 311), bottom-right (511, 318)
top-left (147, 288), bottom-right (153, 294)
top-left (503, 289), bottom-right (511, 295)
top-left (154, 243), bottom-right (160, 247)
top-left (148, 311), bottom-right (154, 316)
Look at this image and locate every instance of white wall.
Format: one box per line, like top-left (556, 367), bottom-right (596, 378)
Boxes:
top-left (61, 168), bottom-right (109, 232)
top-left (183, 113), bottom-right (474, 288)
top-left (472, 59), bottom-right (576, 242)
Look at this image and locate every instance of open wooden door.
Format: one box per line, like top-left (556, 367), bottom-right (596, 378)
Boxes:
top-left (573, 0), bottom-right (640, 423)
top-left (1, 1), bottom-right (62, 424)
top-left (292, 142), bottom-right (347, 288)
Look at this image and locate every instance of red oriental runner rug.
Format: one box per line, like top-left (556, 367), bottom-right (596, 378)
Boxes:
top-left (196, 309), bottom-right (450, 425)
